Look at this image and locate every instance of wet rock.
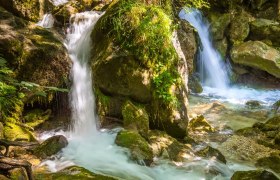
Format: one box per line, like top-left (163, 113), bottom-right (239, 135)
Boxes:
top-left (177, 21), bottom-right (197, 74)
top-left (115, 130), bottom-right (153, 164)
top-left (256, 155), bottom-right (280, 173)
top-left (34, 166), bottom-right (117, 179)
top-left (33, 135), bottom-right (68, 158)
top-left (272, 100), bottom-right (280, 114)
top-left (250, 18), bottom-right (280, 46)
top-left (189, 115), bottom-right (215, 133)
top-left (231, 41), bottom-right (280, 78)
top-left (195, 146), bottom-right (227, 164)
top-left (231, 170), bottom-right (278, 180)
top-left (246, 100), bottom-right (262, 109)
top-left (122, 100), bottom-right (149, 137)
top-left (218, 135), bottom-right (278, 162)
top-left (188, 75), bottom-right (203, 94)
top-left (214, 38), bottom-right (228, 59)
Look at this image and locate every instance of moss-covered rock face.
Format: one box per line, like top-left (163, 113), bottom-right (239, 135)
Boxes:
top-left (231, 170), bottom-right (278, 180)
top-left (34, 166), bottom-right (117, 180)
top-left (4, 122), bottom-right (36, 141)
top-left (0, 0), bottom-right (41, 21)
top-left (33, 135), bottom-right (68, 158)
top-left (122, 101), bottom-right (149, 137)
top-left (256, 155), bottom-right (280, 174)
top-left (115, 130), bottom-right (153, 164)
top-left (231, 41), bottom-right (280, 78)
top-left (250, 18), bottom-right (280, 46)
top-left (208, 12), bottom-right (231, 41)
top-left (0, 7), bottom-right (70, 95)
top-left (92, 0), bottom-right (188, 138)
top-left (188, 75), bottom-right (203, 93)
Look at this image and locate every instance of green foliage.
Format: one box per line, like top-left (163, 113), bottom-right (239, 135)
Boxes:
top-left (181, 0), bottom-right (210, 9)
top-left (0, 55), bottom-right (68, 122)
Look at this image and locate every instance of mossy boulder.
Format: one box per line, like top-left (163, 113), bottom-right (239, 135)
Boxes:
top-left (33, 135), bottom-right (68, 158)
top-left (250, 18), bottom-right (280, 46)
top-left (188, 75), bottom-right (203, 93)
top-left (115, 130), bottom-right (153, 164)
top-left (231, 41), bottom-right (280, 78)
top-left (229, 11), bottom-right (253, 45)
top-left (3, 122), bottom-right (36, 141)
top-left (189, 115), bottom-right (215, 133)
top-left (231, 170), bottom-right (278, 180)
top-left (147, 130), bottom-right (194, 161)
top-left (34, 166), bottom-right (117, 180)
top-left (23, 109), bottom-right (51, 128)
top-left (246, 100), bottom-right (262, 109)
top-left (0, 0), bottom-right (41, 21)
top-left (196, 146), bottom-right (227, 164)
top-left (91, 0), bottom-right (188, 138)
top-left (256, 155), bottom-right (280, 173)
top-left (208, 12), bottom-right (231, 41)
top-left (214, 38), bottom-right (228, 59)
top-left (122, 101), bottom-right (149, 137)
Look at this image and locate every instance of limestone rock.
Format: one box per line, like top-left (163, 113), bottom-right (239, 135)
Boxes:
top-left (33, 135), bottom-right (68, 158)
top-left (250, 18), bottom-right (280, 46)
top-left (122, 101), bottom-right (149, 137)
top-left (115, 130), bottom-right (153, 164)
top-left (231, 41), bottom-right (280, 78)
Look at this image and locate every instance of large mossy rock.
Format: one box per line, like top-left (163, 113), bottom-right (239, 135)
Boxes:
top-left (3, 122), bottom-right (36, 141)
top-left (256, 155), bottom-right (280, 173)
top-left (231, 170), bottom-right (279, 180)
top-left (208, 12), bottom-right (231, 41)
top-left (91, 0), bottom-right (188, 138)
top-left (231, 41), bottom-right (280, 78)
top-left (250, 19), bottom-right (280, 46)
top-left (33, 135), bottom-right (68, 158)
top-left (115, 130), bottom-right (153, 164)
top-left (122, 101), bottom-right (149, 137)
top-left (0, 7), bottom-right (70, 88)
top-left (34, 166), bottom-right (117, 180)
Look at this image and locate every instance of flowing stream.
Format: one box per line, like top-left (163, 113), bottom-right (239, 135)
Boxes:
top-left (38, 10), bottom-right (258, 180)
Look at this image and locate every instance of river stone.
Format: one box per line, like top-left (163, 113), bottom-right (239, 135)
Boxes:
top-left (231, 41), bottom-right (280, 78)
top-left (34, 166), bottom-right (117, 179)
top-left (245, 100), bottom-right (262, 109)
top-left (231, 170), bottom-right (279, 180)
top-left (115, 130), bottom-right (153, 165)
top-left (33, 135), bottom-right (68, 158)
top-left (196, 146), bottom-right (227, 164)
top-left (256, 155), bottom-right (280, 173)
top-left (250, 18), bottom-right (280, 46)
top-left (189, 115), bottom-right (215, 133)
top-left (122, 101), bottom-right (149, 137)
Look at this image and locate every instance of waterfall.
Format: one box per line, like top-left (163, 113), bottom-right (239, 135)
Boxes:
top-left (65, 11), bottom-right (103, 136)
top-left (179, 9), bottom-right (229, 89)
top-left (37, 13), bottom-right (55, 28)
top-left (50, 0), bottom-right (68, 6)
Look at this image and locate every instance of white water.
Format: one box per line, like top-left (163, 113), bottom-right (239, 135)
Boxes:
top-left (179, 9), bottom-right (280, 105)
top-left (37, 13), bottom-right (55, 28)
top-left (50, 0), bottom-right (68, 6)
top-left (179, 9), bottom-right (229, 89)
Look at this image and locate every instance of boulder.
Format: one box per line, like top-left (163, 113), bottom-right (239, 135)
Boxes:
top-left (231, 170), bottom-right (278, 180)
top-left (245, 100), bottom-right (262, 109)
top-left (195, 146), bottom-right (227, 164)
top-left (91, 0), bottom-right (188, 138)
top-left (34, 166), bottom-right (117, 179)
top-left (250, 18), bottom-right (280, 46)
top-left (229, 11), bottom-right (253, 45)
top-left (115, 130), bottom-right (153, 164)
top-left (231, 41), bottom-right (280, 78)
top-left (122, 101), bottom-right (149, 137)
top-left (188, 75), bottom-right (203, 93)
top-left (33, 135), bottom-right (68, 158)
top-left (189, 115), bottom-right (215, 133)
top-left (208, 12), bottom-right (231, 41)
top-left (4, 122), bottom-right (36, 142)
top-left (256, 155), bottom-right (280, 173)
top-left (214, 38), bottom-right (228, 59)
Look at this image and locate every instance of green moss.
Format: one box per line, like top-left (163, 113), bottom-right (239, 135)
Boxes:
top-left (115, 130), bottom-right (153, 163)
top-left (3, 122), bottom-right (36, 141)
top-left (34, 166), bottom-right (117, 180)
top-left (231, 170), bottom-right (278, 180)
top-left (24, 109), bottom-right (51, 128)
top-left (122, 100), bottom-right (149, 136)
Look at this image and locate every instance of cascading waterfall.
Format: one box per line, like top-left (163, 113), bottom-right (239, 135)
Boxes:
top-left (179, 8), bottom-right (280, 105)
top-left (66, 12), bottom-right (102, 136)
top-left (50, 0), bottom-right (68, 6)
top-left (179, 9), bottom-right (230, 89)
top-left (37, 13), bottom-right (55, 28)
